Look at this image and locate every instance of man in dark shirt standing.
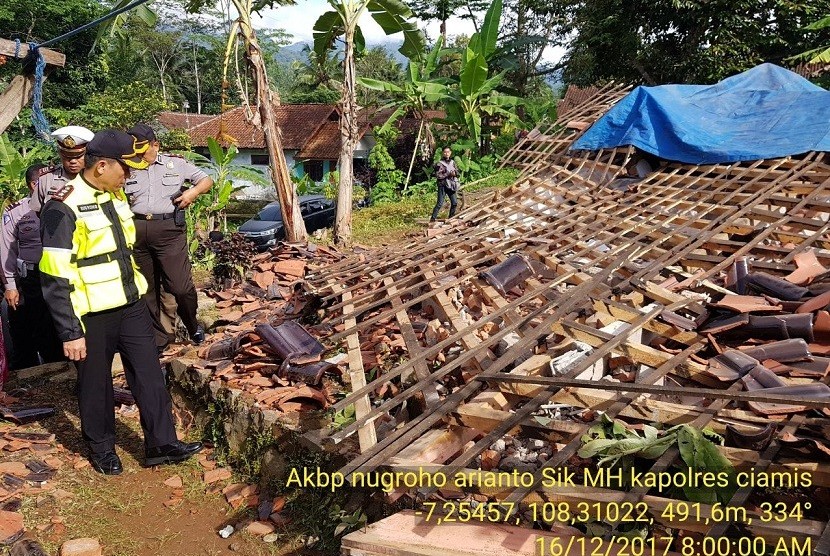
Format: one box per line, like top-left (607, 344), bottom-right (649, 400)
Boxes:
top-left (430, 146), bottom-right (461, 222)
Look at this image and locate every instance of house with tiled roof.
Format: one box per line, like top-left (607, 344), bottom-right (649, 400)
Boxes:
top-left (184, 103), bottom-right (389, 188)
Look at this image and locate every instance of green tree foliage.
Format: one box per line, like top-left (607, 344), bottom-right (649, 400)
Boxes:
top-left (312, 0), bottom-right (425, 244)
top-left (284, 45), bottom-right (343, 102)
top-left (359, 37), bottom-right (451, 186)
top-left (441, 0), bottom-right (522, 152)
top-left (407, 0), bottom-right (487, 42)
top-left (562, 0), bottom-right (830, 86)
top-left (356, 46), bottom-right (405, 107)
top-left (498, 0), bottom-right (569, 97)
top-left (60, 81), bottom-right (171, 130)
top-left (792, 15), bottom-right (830, 64)
top-left (0, 0), bottom-right (108, 110)
top-left (0, 134), bottom-right (52, 208)
top-left (368, 127), bottom-right (404, 204)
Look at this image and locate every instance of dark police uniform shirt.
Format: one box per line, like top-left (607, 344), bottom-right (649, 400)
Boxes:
top-left (0, 196), bottom-right (42, 290)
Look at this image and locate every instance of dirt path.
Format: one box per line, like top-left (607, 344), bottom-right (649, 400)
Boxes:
top-left (1, 369), bottom-right (313, 556)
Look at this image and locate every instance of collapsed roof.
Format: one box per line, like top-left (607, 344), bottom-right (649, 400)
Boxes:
top-left (309, 73), bottom-right (830, 552)
top-left (184, 67), bottom-right (830, 553)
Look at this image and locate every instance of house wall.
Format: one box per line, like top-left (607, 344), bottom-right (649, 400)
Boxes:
top-left (230, 149), bottom-right (301, 200)
top-left (204, 138), bottom-right (376, 200)
top-left (354, 135), bottom-right (376, 159)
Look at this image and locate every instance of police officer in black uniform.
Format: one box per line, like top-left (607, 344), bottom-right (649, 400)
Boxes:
top-left (39, 130), bottom-right (202, 475)
top-left (0, 164), bottom-right (63, 369)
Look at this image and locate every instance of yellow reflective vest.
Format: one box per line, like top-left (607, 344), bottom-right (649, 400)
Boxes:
top-left (39, 174), bottom-right (148, 341)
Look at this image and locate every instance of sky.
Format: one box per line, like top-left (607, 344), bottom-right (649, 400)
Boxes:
top-left (252, 0), bottom-right (566, 65)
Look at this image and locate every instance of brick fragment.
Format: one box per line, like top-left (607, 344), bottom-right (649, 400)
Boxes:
top-left (244, 521), bottom-right (275, 536)
top-left (163, 475), bottom-right (183, 488)
top-left (203, 468), bottom-right (232, 484)
top-left (0, 510), bottom-right (23, 543)
top-left (60, 538), bottom-right (102, 556)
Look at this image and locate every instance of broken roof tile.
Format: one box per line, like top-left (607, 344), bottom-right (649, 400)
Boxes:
top-left (784, 250), bottom-right (827, 286)
top-left (711, 294), bottom-right (782, 313)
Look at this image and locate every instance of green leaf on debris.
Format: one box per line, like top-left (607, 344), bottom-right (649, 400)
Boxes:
top-left (579, 417), bottom-right (736, 503)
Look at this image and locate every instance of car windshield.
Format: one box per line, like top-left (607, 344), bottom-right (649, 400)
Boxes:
top-left (254, 204), bottom-right (283, 222)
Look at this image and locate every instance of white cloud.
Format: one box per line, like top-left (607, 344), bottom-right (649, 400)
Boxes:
top-left (254, 0), bottom-right (564, 64)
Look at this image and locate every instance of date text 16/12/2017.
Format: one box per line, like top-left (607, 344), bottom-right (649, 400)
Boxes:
top-left (534, 536), bottom-right (810, 556)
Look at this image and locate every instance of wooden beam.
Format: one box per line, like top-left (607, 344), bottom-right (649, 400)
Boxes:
top-left (0, 38), bottom-right (66, 67)
top-left (333, 284), bottom-right (377, 452)
top-left (0, 75), bottom-right (36, 136)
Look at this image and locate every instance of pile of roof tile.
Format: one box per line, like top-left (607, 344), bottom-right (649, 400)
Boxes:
top-left (188, 243), bottom-right (346, 414)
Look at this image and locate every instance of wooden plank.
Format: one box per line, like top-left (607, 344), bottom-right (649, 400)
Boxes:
top-left (495, 354), bottom-right (552, 398)
top-left (341, 510), bottom-right (668, 556)
top-left (423, 269), bottom-right (495, 371)
top-left (333, 284), bottom-right (377, 452)
top-left (379, 273), bottom-right (440, 409)
top-left (0, 38), bottom-right (66, 67)
top-left (547, 386), bottom-right (774, 432)
top-left (388, 427), bottom-right (476, 468)
top-left (551, 320), bottom-right (715, 385)
top-left (0, 75), bottom-right (35, 136)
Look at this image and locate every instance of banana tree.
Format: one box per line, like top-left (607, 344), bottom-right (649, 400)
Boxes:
top-left (358, 37), bottom-right (451, 189)
top-left (215, 0), bottom-right (307, 242)
top-left (102, 0), bottom-right (308, 242)
top-left (441, 0), bottom-right (522, 154)
top-left (795, 15), bottom-right (830, 63)
top-left (313, 0), bottom-right (425, 246)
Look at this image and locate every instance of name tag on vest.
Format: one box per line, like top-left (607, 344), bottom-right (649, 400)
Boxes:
top-left (77, 204), bottom-right (99, 212)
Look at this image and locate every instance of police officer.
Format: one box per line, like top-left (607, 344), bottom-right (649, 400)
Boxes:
top-left (126, 123), bottom-right (213, 352)
top-left (0, 164), bottom-right (63, 369)
top-left (30, 126), bottom-right (95, 214)
top-left (39, 129), bottom-right (202, 474)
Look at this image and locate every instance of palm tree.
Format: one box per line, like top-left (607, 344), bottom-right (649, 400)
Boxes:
top-left (292, 44), bottom-right (343, 92)
top-left (313, 0), bottom-right (424, 246)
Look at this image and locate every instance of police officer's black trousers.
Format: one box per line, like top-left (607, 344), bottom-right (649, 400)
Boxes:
top-left (133, 219), bottom-right (200, 348)
top-left (76, 300), bottom-right (177, 455)
top-left (8, 270), bottom-right (63, 370)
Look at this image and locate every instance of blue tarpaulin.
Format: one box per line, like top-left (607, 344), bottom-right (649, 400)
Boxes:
top-left (570, 64), bottom-right (830, 164)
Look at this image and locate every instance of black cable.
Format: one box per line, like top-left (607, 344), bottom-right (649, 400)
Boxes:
top-left (38, 0), bottom-right (154, 48)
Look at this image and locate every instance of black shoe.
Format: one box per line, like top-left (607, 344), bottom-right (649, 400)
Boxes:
top-left (191, 326), bottom-right (205, 345)
top-left (145, 440), bottom-right (203, 466)
top-left (90, 451), bottom-right (123, 475)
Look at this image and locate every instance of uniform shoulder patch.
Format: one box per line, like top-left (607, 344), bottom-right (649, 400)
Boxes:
top-left (166, 153), bottom-right (184, 159)
top-left (7, 200), bottom-right (22, 210)
top-left (50, 184), bottom-right (74, 201)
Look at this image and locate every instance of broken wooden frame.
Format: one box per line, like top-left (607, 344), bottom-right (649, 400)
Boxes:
top-left (306, 84), bottom-right (830, 551)
top-left (0, 38), bottom-right (65, 135)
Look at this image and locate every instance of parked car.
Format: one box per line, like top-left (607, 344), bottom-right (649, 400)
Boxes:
top-left (238, 195), bottom-right (336, 250)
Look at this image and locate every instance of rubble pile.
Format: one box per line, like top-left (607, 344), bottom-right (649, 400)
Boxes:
top-left (186, 243), bottom-right (347, 415)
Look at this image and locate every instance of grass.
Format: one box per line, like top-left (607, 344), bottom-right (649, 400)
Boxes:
top-left (351, 168), bottom-right (518, 246)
